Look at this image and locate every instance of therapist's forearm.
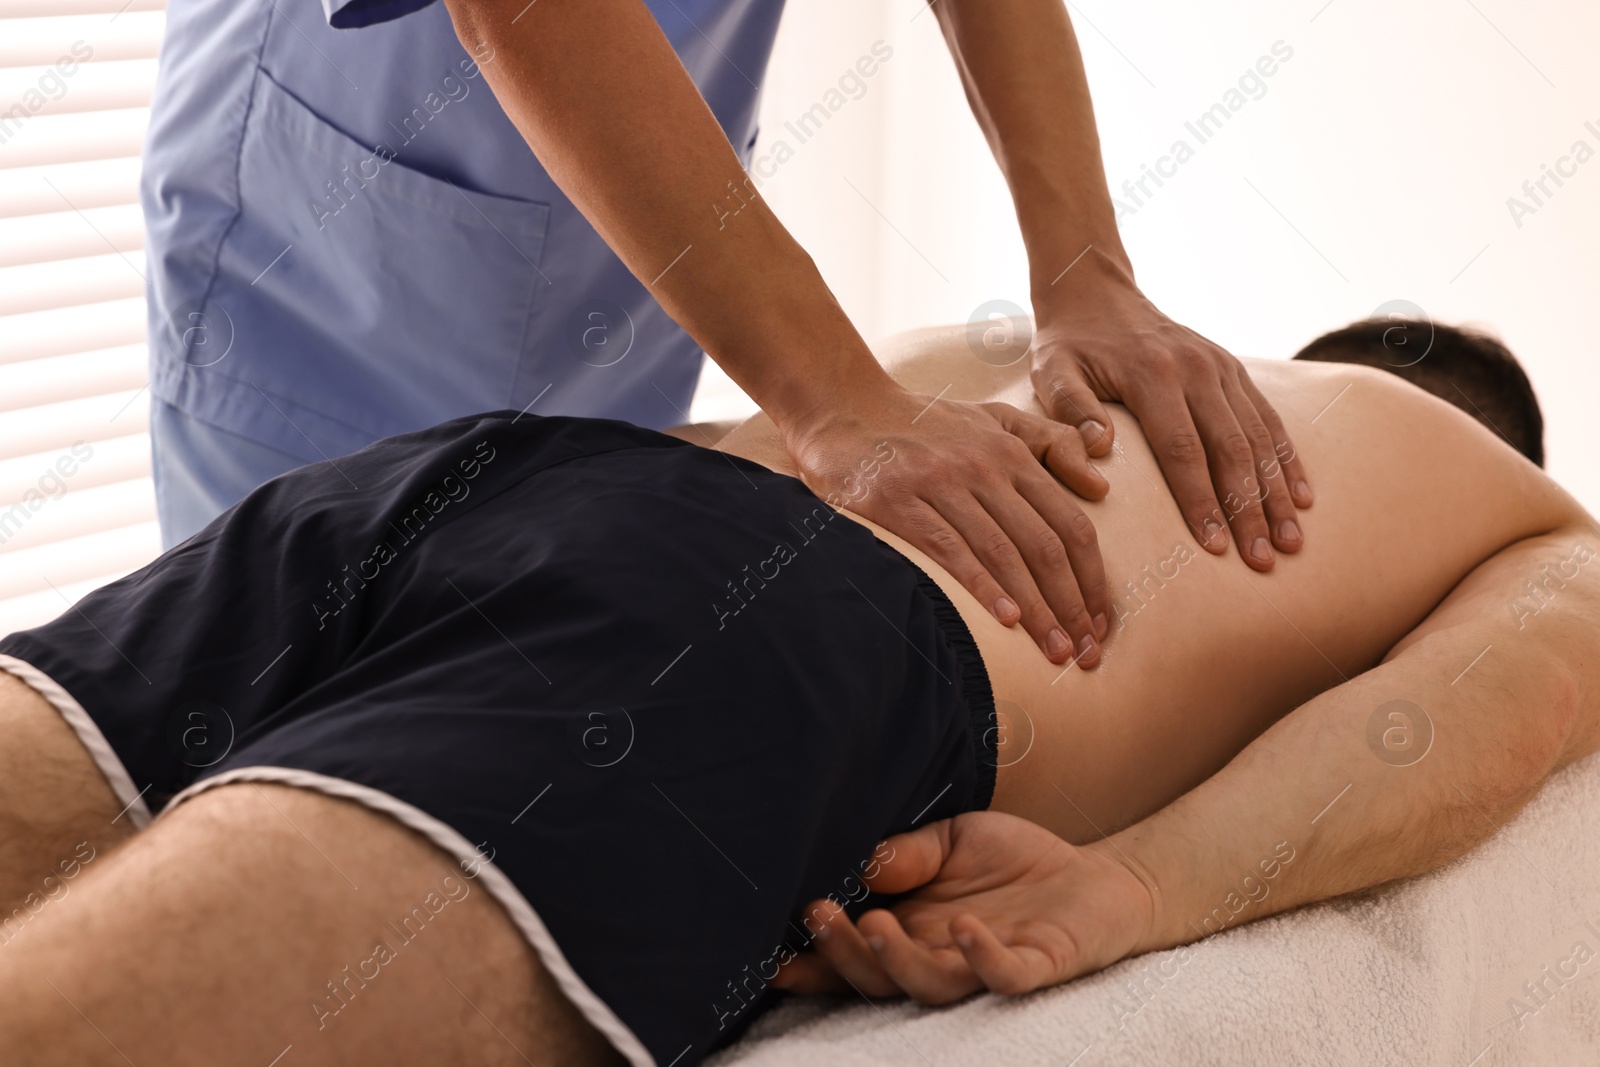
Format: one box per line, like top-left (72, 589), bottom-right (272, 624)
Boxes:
top-left (448, 0), bottom-right (1126, 672)
top-left (1106, 525), bottom-right (1600, 952)
top-left (441, 0), bottom-right (893, 429)
top-left (931, 0), bottom-right (1132, 296)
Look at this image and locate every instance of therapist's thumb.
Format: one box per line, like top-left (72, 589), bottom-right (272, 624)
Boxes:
top-left (984, 404), bottom-right (1109, 501)
top-left (1034, 369), bottom-right (1114, 457)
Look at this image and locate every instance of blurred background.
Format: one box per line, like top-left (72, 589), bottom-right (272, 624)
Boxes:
top-left (1, 0), bottom-right (1596, 630)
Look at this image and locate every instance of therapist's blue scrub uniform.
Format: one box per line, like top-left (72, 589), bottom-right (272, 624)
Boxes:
top-left (142, 0), bottom-right (785, 546)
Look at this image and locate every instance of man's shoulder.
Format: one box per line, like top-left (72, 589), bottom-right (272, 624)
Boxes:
top-left (1241, 355), bottom-right (1439, 419)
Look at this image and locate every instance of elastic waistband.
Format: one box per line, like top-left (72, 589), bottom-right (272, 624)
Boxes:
top-left (906, 569), bottom-right (998, 813)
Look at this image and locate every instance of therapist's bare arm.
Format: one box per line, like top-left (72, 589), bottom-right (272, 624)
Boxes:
top-left (933, 0), bottom-right (1313, 569)
top-left (441, 0), bottom-right (1111, 665)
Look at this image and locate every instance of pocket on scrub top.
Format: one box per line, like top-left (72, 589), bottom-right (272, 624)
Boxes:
top-left (217, 70), bottom-right (551, 441)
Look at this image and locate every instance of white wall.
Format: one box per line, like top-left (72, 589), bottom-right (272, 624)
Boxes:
top-left (692, 0), bottom-right (1600, 514)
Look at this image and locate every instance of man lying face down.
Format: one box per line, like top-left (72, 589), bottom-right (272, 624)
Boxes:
top-left (0, 319), bottom-right (1593, 1067)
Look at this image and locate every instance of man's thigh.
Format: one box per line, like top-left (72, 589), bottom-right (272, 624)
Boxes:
top-left (0, 782), bottom-right (623, 1066)
top-left (0, 671), bottom-right (133, 926)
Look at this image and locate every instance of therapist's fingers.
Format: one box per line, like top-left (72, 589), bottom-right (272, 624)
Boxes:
top-left (934, 487), bottom-right (1101, 666)
top-left (890, 498), bottom-right (1023, 629)
top-left (1220, 371), bottom-right (1301, 557)
top-left (1239, 368), bottom-right (1314, 510)
top-left (983, 403), bottom-right (1109, 501)
top-left (928, 410), bottom-right (1109, 661)
top-left (1179, 370), bottom-right (1282, 572)
top-left (1116, 344), bottom-right (1310, 571)
top-left (1031, 366), bottom-right (1116, 458)
top-left (984, 407), bottom-right (1111, 626)
top-left (935, 405), bottom-right (1108, 662)
top-left (997, 467), bottom-right (1109, 651)
top-left (1120, 376), bottom-right (1232, 556)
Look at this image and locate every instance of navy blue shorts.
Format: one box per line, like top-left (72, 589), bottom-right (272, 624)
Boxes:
top-left (0, 412), bottom-right (996, 1066)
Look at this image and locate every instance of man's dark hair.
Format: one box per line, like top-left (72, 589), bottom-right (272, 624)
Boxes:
top-left (1293, 319), bottom-right (1545, 467)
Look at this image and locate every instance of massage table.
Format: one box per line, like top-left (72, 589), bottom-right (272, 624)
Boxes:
top-left (714, 750), bottom-right (1600, 1066)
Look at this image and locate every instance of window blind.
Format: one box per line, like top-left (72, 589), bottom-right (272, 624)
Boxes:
top-left (0, 0), bottom-right (165, 635)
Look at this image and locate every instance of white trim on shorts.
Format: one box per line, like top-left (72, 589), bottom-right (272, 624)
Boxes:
top-left (0, 653), bottom-right (655, 1067)
top-left (0, 653), bottom-right (153, 828)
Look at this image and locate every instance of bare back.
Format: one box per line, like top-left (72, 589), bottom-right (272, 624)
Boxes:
top-left (717, 325), bottom-right (1578, 842)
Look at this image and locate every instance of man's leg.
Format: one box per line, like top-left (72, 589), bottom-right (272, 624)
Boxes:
top-left (0, 672), bottom-right (135, 933)
top-left (0, 781), bottom-right (625, 1066)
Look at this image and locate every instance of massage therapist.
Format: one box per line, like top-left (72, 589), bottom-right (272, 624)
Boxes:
top-left (141, 0), bottom-right (1311, 665)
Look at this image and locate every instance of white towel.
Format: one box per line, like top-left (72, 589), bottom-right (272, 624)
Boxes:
top-left (713, 751), bottom-right (1600, 1067)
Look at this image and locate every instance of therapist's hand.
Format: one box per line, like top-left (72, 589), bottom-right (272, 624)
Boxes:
top-left (786, 383), bottom-right (1111, 667)
top-left (443, 0), bottom-right (1101, 665)
top-left (1029, 251), bottom-right (1313, 572)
